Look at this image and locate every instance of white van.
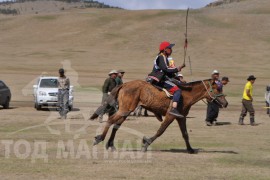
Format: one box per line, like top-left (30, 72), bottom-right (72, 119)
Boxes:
top-left (33, 76), bottom-right (74, 110)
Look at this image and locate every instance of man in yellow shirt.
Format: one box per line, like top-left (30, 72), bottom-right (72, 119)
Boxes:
top-left (239, 75), bottom-right (257, 125)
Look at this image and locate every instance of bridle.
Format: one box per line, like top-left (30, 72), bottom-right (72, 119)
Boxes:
top-left (202, 80), bottom-right (225, 104)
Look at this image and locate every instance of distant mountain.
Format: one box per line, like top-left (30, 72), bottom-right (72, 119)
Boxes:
top-left (0, 0), bottom-right (121, 15)
top-left (206, 0), bottom-right (246, 7)
top-left (0, 0), bottom-right (120, 8)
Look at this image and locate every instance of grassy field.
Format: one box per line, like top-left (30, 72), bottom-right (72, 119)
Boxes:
top-left (0, 0), bottom-right (270, 179)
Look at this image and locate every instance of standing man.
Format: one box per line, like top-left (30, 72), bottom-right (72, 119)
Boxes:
top-left (239, 75), bottom-right (257, 126)
top-left (176, 73), bottom-right (187, 83)
top-left (205, 70), bottom-right (229, 126)
top-left (57, 68), bottom-right (70, 119)
top-left (266, 85), bottom-right (270, 116)
top-left (116, 70), bottom-right (125, 86)
top-left (221, 76), bottom-right (229, 86)
top-left (99, 70), bottom-right (118, 122)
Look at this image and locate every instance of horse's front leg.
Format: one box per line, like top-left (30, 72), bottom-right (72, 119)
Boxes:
top-left (94, 112), bottom-right (123, 145)
top-left (176, 117), bottom-right (195, 154)
top-left (106, 117), bottom-right (127, 151)
top-left (142, 115), bottom-right (175, 152)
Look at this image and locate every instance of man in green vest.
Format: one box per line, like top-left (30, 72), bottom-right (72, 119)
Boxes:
top-left (99, 70), bottom-right (118, 122)
top-left (116, 69), bottom-right (125, 85)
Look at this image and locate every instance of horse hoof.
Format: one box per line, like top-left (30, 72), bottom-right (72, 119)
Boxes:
top-left (142, 136), bottom-right (151, 152)
top-left (93, 135), bottom-right (103, 146)
top-left (106, 142), bottom-right (116, 151)
top-left (93, 140), bottom-right (98, 146)
top-left (141, 146), bottom-right (148, 152)
top-left (108, 146), bottom-right (116, 152)
top-left (142, 136), bottom-right (152, 145)
top-left (187, 148), bottom-right (195, 154)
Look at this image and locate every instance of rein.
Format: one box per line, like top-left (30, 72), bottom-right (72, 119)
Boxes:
top-left (201, 80), bottom-right (224, 103)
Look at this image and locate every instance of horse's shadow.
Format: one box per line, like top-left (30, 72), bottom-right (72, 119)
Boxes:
top-left (126, 148), bottom-right (238, 154)
top-left (159, 148), bottom-right (238, 154)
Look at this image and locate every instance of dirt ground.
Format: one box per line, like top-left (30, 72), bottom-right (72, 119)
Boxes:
top-left (1, 0), bottom-right (270, 179)
top-left (0, 97), bottom-right (270, 180)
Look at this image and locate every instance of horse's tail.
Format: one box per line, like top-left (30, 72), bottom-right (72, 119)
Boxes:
top-left (110, 84), bottom-right (123, 100)
top-left (89, 85), bottom-right (123, 120)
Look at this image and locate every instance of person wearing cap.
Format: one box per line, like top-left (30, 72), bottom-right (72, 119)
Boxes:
top-left (57, 68), bottom-right (70, 119)
top-left (221, 76), bottom-right (229, 86)
top-left (99, 70), bottom-right (118, 122)
top-left (175, 73), bottom-right (187, 83)
top-left (148, 41), bottom-right (186, 118)
top-left (239, 75), bottom-right (257, 126)
top-left (116, 69), bottom-right (125, 86)
top-left (205, 70), bottom-right (229, 126)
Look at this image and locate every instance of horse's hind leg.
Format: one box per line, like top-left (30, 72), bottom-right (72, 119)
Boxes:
top-left (176, 117), bottom-right (195, 154)
top-left (106, 117), bottom-right (127, 151)
top-left (142, 115), bottom-right (175, 152)
top-left (94, 112), bottom-right (123, 145)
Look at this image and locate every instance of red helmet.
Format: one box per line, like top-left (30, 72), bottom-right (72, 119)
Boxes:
top-left (159, 41), bottom-right (175, 51)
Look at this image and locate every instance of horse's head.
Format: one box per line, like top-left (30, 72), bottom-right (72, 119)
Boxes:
top-left (203, 79), bottom-right (228, 108)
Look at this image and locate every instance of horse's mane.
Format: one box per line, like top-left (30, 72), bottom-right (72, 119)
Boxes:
top-left (178, 79), bottom-right (212, 91)
top-left (185, 79), bottom-right (212, 86)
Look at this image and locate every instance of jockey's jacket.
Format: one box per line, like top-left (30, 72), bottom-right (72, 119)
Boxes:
top-left (152, 53), bottom-right (179, 79)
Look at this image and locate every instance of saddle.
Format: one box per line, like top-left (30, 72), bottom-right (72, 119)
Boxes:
top-left (146, 76), bottom-right (192, 98)
top-left (152, 84), bottom-right (173, 98)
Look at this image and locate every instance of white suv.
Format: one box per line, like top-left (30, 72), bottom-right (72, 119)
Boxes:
top-left (33, 76), bottom-right (74, 110)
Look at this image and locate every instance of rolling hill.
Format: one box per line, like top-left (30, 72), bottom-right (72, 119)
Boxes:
top-left (0, 0), bottom-right (269, 102)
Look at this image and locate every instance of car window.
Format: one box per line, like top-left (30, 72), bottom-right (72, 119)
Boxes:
top-left (39, 79), bottom-right (58, 88)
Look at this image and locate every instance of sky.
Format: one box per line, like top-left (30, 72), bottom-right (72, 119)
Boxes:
top-left (97, 0), bottom-right (217, 10)
top-left (0, 0), bottom-right (218, 10)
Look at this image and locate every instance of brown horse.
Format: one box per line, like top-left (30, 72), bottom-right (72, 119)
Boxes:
top-left (90, 79), bottom-right (228, 153)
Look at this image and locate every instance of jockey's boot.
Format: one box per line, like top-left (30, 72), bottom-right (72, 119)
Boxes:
top-left (169, 108), bottom-right (184, 118)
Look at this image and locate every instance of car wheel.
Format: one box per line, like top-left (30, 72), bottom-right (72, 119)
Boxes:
top-left (68, 105), bottom-right (73, 111)
top-left (3, 97), bottom-right (10, 109)
top-left (35, 103), bottom-right (42, 110)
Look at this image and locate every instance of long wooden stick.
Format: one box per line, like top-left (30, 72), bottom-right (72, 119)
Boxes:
top-left (183, 8), bottom-right (189, 65)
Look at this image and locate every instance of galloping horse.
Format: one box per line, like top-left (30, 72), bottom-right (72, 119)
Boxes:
top-left (90, 79), bottom-right (228, 153)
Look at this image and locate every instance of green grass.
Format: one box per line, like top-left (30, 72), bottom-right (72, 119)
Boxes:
top-left (136, 10), bottom-right (181, 21)
top-left (94, 15), bottom-right (114, 25)
top-left (60, 49), bottom-right (88, 53)
top-left (215, 155), bottom-right (270, 168)
top-left (243, 8), bottom-right (270, 14)
top-left (103, 32), bottom-right (125, 40)
top-left (24, 52), bottom-right (51, 57)
top-left (194, 15), bottom-right (234, 28)
top-left (75, 86), bottom-right (100, 92)
top-left (33, 15), bottom-right (58, 21)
